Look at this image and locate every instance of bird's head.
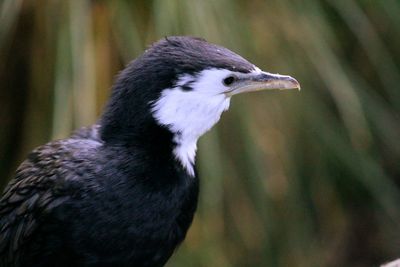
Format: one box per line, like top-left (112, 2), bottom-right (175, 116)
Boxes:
top-left (101, 36), bottom-right (300, 176)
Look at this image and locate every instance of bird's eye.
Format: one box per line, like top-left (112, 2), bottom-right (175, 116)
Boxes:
top-left (223, 76), bottom-right (236, 86)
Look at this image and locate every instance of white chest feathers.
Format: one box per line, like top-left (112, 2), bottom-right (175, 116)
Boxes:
top-left (151, 68), bottom-right (233, 176)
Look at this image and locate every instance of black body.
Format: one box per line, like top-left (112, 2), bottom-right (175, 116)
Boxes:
top-left (0, 37), bottom-right (255, 267)
top-left (0, 124), bottom-right (199, 267)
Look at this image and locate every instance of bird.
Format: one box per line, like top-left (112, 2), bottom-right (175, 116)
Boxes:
top-left (0, 36), bottom-right (300, 267)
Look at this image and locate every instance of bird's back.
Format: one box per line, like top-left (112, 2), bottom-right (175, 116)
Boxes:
top-left (0, 126), bottom-right (103, 266)
top-left (0, 125), bottom-right (198, 267)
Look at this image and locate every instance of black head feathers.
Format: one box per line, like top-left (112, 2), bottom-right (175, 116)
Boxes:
top-left (145, 36), bottom-right (256, 75)
top-left (100, 36), bottom-right (255, 143)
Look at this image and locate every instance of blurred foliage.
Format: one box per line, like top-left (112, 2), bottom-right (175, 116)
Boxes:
top-left (1, 0), bottom-right (400, 266)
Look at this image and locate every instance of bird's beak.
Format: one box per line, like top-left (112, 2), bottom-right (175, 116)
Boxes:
top-left (225, 72), bottom-right (300, 97)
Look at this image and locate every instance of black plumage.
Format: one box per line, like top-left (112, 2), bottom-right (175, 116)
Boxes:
top-left (0, 36), bottom-right (299, 267)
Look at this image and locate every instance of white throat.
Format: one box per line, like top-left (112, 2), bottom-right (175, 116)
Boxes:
top-left (150, 68), bottom-right (234, 176)
top-left (172, 134), bottom-right (198, 176)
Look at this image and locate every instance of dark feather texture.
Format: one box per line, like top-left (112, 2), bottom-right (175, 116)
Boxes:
top-left (0, 36), bottom-right (255, 267)
top-left (0, 126), bottom-right (199, 267)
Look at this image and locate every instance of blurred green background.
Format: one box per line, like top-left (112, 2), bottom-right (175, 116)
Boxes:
top-left (1, 0), bottom-right (400, 266)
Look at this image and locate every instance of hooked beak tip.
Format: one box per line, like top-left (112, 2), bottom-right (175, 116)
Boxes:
top-left (288, 77), bottom-right (301, 91)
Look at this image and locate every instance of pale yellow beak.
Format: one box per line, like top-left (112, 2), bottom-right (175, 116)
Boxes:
top-left (226, 72), bottom-right (300, 96)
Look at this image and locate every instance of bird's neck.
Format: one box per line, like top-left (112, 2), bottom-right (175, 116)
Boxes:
top-left (99, 107), bottom-right (198, 177)
top-left (172, 134), bottom-right (198, 176)
top-left (98, 69), bottom-right (200, 177)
